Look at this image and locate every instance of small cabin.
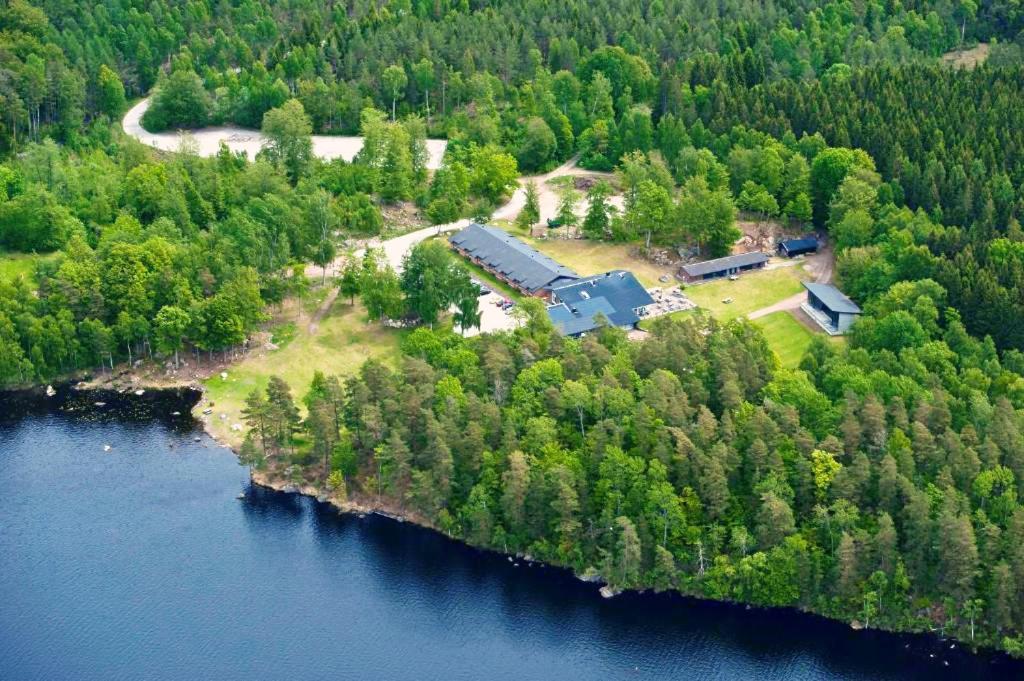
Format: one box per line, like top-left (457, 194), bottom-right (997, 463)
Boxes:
top-left (801, 282), bottom-right (862, 335)
top-left (777, 237), bottom-right (818, 258)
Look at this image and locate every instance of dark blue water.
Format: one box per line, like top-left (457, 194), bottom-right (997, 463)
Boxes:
top-left (1, 389), bottom-right (1020, 681)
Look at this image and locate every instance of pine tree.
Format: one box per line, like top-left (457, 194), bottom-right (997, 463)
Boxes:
top-left (516, 180), bottom-right (540, 230)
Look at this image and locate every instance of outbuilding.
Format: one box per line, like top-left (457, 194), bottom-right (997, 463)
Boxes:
top-left (777, 237), bottom-right (818, 258)
top-left (679, 252), bottom-right (769, 283)
top-left (801, 282), bottom-right (862, 335)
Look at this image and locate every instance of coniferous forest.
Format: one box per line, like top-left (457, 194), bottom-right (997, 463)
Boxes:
top-left (5, 0), bottom-right (1024, 657)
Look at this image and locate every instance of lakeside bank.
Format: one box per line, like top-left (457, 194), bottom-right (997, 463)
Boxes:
top-left (6, 380), bottom-right (1023, 670)
top-left (6, 393), bottom-right (1006, 681)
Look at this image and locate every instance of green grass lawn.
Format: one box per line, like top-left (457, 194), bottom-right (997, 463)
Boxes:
top-left (202, 295), bottom-right (405, 446)
top-left (753, 311), bottom-right (815, 369)
top-left (498, 222), bottom-right (671, 287)
top-left (684, 266), bottom-right (806, 321)
top-left (522, 237), bottom-right (673, 287)
top-left (0, 252), bottom-right (56, 285)
top-left (544, 175), bottom-right (575, 189)
top-left (636, 308), bottom-right (697, 332)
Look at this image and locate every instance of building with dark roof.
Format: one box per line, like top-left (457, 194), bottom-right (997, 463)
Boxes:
top-left (679, 251), bottom-right (769, 283)
top-left (777, 237), bottom-right (818, 258)
top-left (449, 223), bottom-right (578, 296)
top-left (546, 271), bottom-right (654, 336)
top-left (802, 282), bottom-right (862, 334)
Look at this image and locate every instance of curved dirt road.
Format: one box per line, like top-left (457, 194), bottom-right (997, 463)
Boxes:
top-left (308, 154), bottom-right (613, 279)
top-left (123, 99), bottom-right (613, 325)
top-left (303, 155), bottom-right (611, 330)
top-left (123, 98), bottom-right (448, 168)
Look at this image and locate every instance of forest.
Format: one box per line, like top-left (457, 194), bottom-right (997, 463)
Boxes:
top-left (4, 0), bottom-right (1024, 657)
top-left (244, 275), bottom-right (1024, 655)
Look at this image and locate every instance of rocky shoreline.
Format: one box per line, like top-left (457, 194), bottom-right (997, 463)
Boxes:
top-left (5, 380), bottom-right (1021, 667)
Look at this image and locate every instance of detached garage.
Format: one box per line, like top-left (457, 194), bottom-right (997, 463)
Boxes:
top-left (777, 237), bottom-right (818, 258)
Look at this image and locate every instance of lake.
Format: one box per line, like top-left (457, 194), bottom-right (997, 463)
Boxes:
top-left (1, 388), bottom-right (1018, 680)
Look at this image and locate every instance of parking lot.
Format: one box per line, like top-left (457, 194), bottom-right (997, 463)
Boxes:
top-left (455, 282), bottom-right (522, 337)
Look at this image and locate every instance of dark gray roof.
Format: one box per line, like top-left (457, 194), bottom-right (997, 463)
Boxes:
top-left (449, 223), bottom-right (578, 293)
top-left (779, 237), bottom-right (818, 252)
top-left (681, 251), bottom-right (769, 277)
top-left (803, 282), bottom-right (862, 314)
top-left (547, 271), bottom-right (654, 335)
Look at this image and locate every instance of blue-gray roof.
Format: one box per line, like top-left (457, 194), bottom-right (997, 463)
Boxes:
top-left (548, 298), bottom-right (617, 336)
top-left (681, 251), bottom-right (769, 277)
top-left (547, 271), bottom-right (654, 335)
top-left (449, 223), bottom-right (578, 293)
top-left (803, 282), bottom-right (862, 314)
top-left (779, 237), bottom-right (818, 252)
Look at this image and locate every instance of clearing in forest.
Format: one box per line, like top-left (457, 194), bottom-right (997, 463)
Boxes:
top-left (201, 293), bottom-right (405, 446)
top-left (0, 252), bottom-right (56, 286)
top-left (941, 43), bottom-right (989, 68)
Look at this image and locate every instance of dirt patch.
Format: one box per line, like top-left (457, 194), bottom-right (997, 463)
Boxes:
top-left (941, 43), bottom-right (989, 69)
top-left (644, 246), bottom-right (681, 271)
top-left (380, 201), bottom-right (430, 234)
top-left (733, 217), bottom-right (787, 254)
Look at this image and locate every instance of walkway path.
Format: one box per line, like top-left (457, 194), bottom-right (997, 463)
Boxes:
top-left (746, 246), bottom-right (835, 321)
top-left (122, 98), bottom-right (447, 168)
top-left (307, 287), bottom-right (340, 335)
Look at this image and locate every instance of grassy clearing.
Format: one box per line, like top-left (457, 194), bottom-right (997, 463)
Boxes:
top-left (753, 311), bottom-right (815, 369)
top-left (269, 322), bottom-right (298, 348)
top-left (684, 266), bottom-right (806, 321)
top-left (544, 175), bottom-right (575, 189)
top-left (202, 295), bottom-right (405, 446)
top-left (522, 237), bottom-right (673, 287)
top-left (0, 252), bottom-right (56, 285)
top-left (637, 308), bottom-right (697, 331)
